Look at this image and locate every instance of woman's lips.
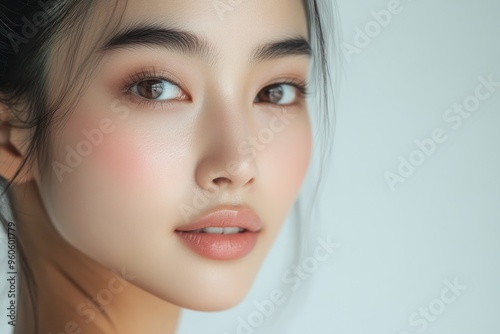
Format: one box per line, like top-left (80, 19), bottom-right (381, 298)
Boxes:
top-left (175, 206), bottom-right (262, 260)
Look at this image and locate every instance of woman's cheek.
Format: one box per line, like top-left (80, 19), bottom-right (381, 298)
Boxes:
top-left (90, 123), bottom-right (191, 190)
top-left (91, 129), bottom-right (150, 182)
top-left (44, 124), bottom-right (172, 266)
top-left (270, 112), bottom-right (311, 188)
top-left (255, 111), bottom-right (311, 228)
top-left (43, 114), bottom-right (147, 230)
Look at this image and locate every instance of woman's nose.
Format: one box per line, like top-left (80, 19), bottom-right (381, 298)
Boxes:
top-left (194, 103), bottom-right (259, 193)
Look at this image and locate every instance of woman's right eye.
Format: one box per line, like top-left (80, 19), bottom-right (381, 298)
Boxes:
top-left (130, 79), bottom-right (187, 101)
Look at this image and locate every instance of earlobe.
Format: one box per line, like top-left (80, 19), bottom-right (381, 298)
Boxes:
top-left (0, 123), bottom-right (22, 157)
top-left (0, 104), bottom-right (33, 183)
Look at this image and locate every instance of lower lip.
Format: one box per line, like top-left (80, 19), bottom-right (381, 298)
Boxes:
top-left (175, 231), bottom-right (259, 260)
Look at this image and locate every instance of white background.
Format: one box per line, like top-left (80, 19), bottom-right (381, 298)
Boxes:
top-left (1, 0), bottom-right (499, 333)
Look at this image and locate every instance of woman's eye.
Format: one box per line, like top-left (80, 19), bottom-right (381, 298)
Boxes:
top-left (255, 84), bottom-right (298, 105)
top-left (130, 79), bottom-right (185, 101)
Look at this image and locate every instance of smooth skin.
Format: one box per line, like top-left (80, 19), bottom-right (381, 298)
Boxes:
top-left (0, 0), bottom-right (312, 333)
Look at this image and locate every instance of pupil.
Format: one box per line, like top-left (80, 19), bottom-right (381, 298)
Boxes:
top-left (138, 80), bottom-right (163, 99)
top-left (267, 86), bottom-right (283, 103)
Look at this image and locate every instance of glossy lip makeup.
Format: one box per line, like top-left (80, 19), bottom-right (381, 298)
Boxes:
top-left (175, 206), bottom-right (263, 260)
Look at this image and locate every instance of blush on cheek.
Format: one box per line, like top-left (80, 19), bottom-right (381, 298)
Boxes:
top-left (274, 133), bottom-right (312, 191)
top-left (58, 113), bottom-right (142, 181)
top-left (279, 149), bottom-right (309, 184)
top-left (92, 131), bottom-right (147, 181)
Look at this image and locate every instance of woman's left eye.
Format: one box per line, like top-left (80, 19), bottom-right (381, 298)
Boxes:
top-left (254, 83), bottom-right (302, 105)
top-left (129, 79), bottom-right (186, 101)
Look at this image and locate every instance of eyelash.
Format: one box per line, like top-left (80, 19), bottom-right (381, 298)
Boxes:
top-left (120, 69), bottom-right (186, 110)
top-left (120, 69), bottom-right (311, 110)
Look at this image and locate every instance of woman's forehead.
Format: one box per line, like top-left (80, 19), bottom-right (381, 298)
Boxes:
top-left (106, 0), bottom-right (309, 48)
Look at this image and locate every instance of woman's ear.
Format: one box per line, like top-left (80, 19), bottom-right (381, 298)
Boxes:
top-left (0, 103), bottom-right (34, 183)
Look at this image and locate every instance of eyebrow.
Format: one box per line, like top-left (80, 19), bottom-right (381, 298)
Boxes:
top-left (98, 24), bottom-right (312, 65)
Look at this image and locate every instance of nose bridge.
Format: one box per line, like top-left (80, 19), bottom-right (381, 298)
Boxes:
top-left (194, 86), bottom-right (259, 191)
top-left (209, 106), bottom-right (253, 163)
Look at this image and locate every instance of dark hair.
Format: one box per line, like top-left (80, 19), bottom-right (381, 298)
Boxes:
top-left (0, 0), bottom-right (338, 331)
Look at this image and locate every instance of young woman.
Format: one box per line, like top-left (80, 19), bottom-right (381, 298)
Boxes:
top-left (0, 0), bottom-right (337, 333)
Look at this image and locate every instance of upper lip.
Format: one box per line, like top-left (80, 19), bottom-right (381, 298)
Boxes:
top-left (175, 205), bottom-right (263, 232)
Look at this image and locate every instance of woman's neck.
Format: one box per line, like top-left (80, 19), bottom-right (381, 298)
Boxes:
top-left (10, 181), bottom-right (181, 334)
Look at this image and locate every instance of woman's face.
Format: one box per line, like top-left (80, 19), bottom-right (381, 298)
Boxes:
top-left (38, 0), bottom-right (312, 310)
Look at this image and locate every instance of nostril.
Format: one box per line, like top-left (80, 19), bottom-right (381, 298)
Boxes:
top-left (213, 177), bottom-right (231, 185)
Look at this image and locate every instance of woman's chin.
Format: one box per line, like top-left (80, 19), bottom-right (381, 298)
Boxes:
top-left (182, 297), bottom-right (246, 312)
top-left (152, 280), bottom-right (254, 312)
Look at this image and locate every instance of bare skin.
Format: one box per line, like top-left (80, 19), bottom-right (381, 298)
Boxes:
top-left (10, 181), bottom-right (181, 333)
top-left (0, 0), bottom-right (312, 333)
